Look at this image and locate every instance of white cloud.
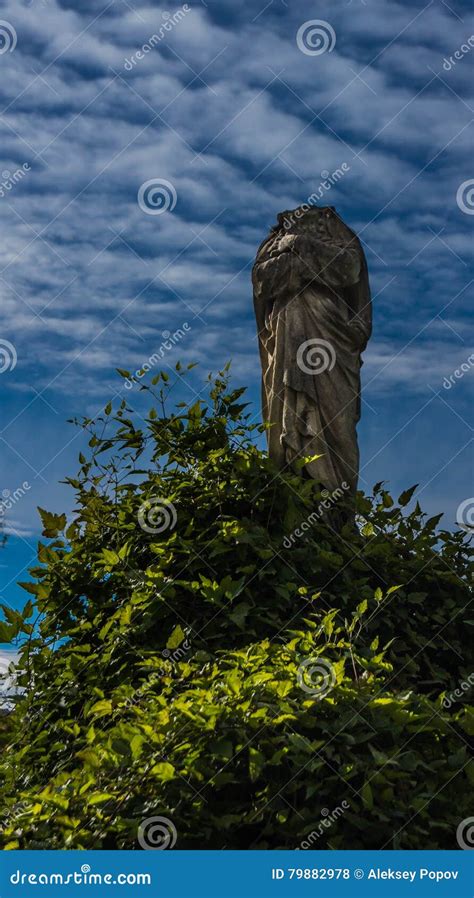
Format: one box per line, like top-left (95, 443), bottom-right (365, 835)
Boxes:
top-left (0, 0), bottom-right (470, 554)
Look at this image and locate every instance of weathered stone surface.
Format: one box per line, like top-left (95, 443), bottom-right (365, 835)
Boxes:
top-left (252, 205), bottom-right (371, 497)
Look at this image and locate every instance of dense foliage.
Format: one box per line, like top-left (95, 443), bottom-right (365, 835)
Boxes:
top-left (0, 366), bottom-right (472, 850)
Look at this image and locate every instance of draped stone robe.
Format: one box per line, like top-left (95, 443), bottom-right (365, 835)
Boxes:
top-left (252, 206), bottom-right (371, 496)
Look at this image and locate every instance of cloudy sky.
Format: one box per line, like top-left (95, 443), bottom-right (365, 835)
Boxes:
top-left (0, 0), bottom-right (473, 640)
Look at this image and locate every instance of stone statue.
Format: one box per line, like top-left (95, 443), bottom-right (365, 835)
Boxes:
top-left (252, 205), bottom-right (371, 498)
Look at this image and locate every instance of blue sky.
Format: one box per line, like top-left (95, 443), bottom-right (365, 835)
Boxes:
top-left (0, 0), bottom-right (473, 638)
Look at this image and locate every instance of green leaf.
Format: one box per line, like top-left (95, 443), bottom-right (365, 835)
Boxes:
top-left (249, 748), bottom-right (265, 782)
top-left (0, 621), bottom-right (15, 642)
top-left (361, 781), bottom-right (374, 809)
top-left (398, 485), bottom-right (418, 506)
top-left (88, 700), bottom-right (113, 719)
top-left (150, 762), bottom-right (175, 782)
top-left (37, 507), bottom-right (67, 538)
top-left (166, 624), bottom-right (185, 650)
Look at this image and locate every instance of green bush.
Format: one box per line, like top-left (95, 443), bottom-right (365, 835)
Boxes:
top-left (0, 366), bottom-right (472, 849)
